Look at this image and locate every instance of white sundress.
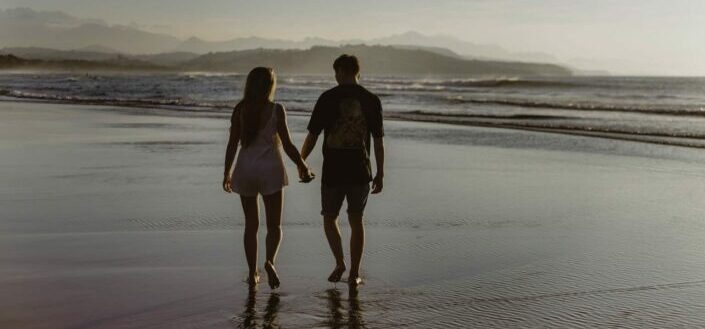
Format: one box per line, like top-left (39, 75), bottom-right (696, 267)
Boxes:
top-left (231, 103), bottom-right (289, 196)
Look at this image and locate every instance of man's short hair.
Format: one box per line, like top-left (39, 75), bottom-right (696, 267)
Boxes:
top-left (333, 54), bottom-right (360, 76)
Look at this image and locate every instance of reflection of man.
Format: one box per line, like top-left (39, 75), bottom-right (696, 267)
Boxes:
top-left (348, 286), bottom-right (364, 327)
top-left (325, 288), bottom-right (365, 329)
top-left (301, 54), bottom-right (385, 286)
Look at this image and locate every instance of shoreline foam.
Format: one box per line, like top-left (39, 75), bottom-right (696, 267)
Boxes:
top-left (4, 95), bottom-right (705, 149)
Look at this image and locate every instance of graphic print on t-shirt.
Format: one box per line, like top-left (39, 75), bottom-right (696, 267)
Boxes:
top-left (326, 98), bottom-right (368, 149)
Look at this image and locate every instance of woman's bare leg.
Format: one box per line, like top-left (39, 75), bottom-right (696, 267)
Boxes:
top-left (262, 190), bottom-right (283, 288)
top-left (240, 195), bottom-right (260, 284)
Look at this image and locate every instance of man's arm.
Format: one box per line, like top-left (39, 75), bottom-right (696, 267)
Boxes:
top-left (370, 95), bottom-right (385, 194)
top-left (300, 133), bottom-right (319, 161)
top-left (303, 93), bottom-right (325, 161)
top-left (371, 136), bottom-right (385, 194)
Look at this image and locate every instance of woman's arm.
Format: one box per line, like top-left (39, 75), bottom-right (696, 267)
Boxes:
top-left (275, 104), bottom-right (314, 182)
top-left (223, 107), bottom-right (241, 192)
top-left (301, 133), bottom-right (318, 161)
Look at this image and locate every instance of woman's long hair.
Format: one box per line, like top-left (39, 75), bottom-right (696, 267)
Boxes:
top-left (237, 67), bottom-right (276, 147)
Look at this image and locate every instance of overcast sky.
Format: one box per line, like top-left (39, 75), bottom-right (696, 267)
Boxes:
top-left (1, 0), bottom-right (704, 75)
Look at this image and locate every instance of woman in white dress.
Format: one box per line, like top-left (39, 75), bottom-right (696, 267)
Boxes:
top-left (223, 67), bottom-right (314, 288)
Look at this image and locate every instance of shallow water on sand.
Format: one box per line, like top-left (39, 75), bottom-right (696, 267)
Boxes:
top-left (3, 101), bottom-right (705, 328)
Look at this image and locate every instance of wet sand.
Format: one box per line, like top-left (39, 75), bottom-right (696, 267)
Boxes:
top-left (3, 100), bottom-right (705, 328)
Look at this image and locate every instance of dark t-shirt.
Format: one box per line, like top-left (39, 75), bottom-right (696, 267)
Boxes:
top-left (307, 84), bottom-right (384, 186)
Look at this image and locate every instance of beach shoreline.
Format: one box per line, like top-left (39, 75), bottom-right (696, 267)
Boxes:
top-left (4, 95), bottom-right (705, 150)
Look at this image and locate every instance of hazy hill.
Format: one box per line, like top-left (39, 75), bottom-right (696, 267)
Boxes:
top-left (0, 8), bottom-right (180, 53)
top-left (174, 36), bottom-right (338, 53)
top-left (75, 45), bottom-right (119, 53)
top-left (0, 45), bottom-right (571, 76)
top-left (0, 47), bottom-right (119, 61)
top-left (52, 23), bottom-right (181, 54)
top-left (0, 8), bottom-right (557, 64)
top-left (0, 55), bottom-right (29, 68)
top-left (391, 45), bottom-right (464, 59)
top-left (367, 31), bottom-right (558, 63)
top-left (0, 47), bottom-right (200, 67)
top-left (173, 33), bottom-right (556, 63)
top-left (0, 54), bottom-right (165, 71)
top-left (131, 52), bottom-right (201, 66)
top-left (172, 33), bottom-right (555, 63)
top-left (182, 45), bottom-right (571, 76)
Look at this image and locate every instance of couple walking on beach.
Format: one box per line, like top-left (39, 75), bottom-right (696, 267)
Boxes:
top-left (222, 54), bottom-right (385, 289)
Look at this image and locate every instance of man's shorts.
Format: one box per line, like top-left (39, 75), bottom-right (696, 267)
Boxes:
top-left (321, 183), bottom-right (370, 217)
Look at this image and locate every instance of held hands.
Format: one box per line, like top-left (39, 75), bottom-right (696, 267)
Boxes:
top-left (223, 165), bottom-right (313, 193)
top-left (298, 163), bottom-right (315, 183)
top-left (371, 173), bottom-right (384, 194)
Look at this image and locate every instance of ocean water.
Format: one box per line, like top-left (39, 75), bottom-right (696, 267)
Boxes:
top-left (2, 73), bottom-right (705, 146)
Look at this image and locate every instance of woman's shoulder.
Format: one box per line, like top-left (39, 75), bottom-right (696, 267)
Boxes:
top-left (230, 103), bottom-right (244, 123)
top-left (272, 101), bottom-right (287, 116)
top-left (233, 102), bottom-right (245, 113)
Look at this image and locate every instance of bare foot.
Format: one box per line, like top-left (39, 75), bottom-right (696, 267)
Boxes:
top-left (328, 264), bottom-right (346, 282)
top-left (348, 274), bottom-right (363, 287)
top-left (247, 272), bottom-right (260, 287)
top-left (264, 261), bottom-right (280, 289)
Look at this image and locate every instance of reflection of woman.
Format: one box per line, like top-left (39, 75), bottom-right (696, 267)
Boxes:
top-left (263, 293), bottom-right (281, 328)
top-left (237, 289), bottom-right (280, 328)
top-left (239, 289), bottom-right (259, 328)
top-left (223, 67), bottom-right (314, 288)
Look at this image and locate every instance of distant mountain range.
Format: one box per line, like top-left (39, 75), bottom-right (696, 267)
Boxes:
top-left (181, 45), bottom-right (570, 76)
top-left (0, 7), bottom-right (577, 76)
top-left (0, 45), bottom-right (572, 76)
top-left (0, 7), bottom-right (558, 64)
top-left (0, 54), bottom-right (164, 71)
top-left (0, 47), bottom-right (202, 66)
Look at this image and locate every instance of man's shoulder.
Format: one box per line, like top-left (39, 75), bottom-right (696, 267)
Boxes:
top-left (356, 85), bottom-right (381, 102)
top-left (319, 86), bottom-right (340, 98)
top-left (319, 85), bottom-right (380, 104)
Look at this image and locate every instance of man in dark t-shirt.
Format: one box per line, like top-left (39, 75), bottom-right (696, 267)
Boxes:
top-left (301, 54), bottom-right (385, 286)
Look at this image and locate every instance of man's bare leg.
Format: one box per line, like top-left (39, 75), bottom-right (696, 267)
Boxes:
top-left (324, 214), bottom-right (346, 282)
top-left (348, 213), bottom-right (364, 286)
